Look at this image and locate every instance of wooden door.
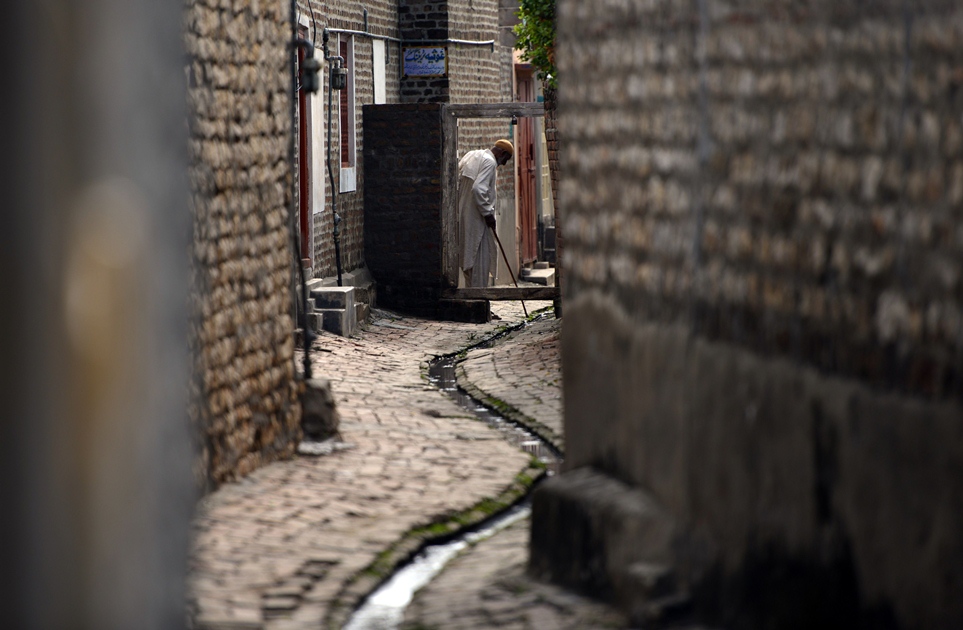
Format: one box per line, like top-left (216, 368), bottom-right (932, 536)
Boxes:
top-left (516, 69), bottom-right (538, 264)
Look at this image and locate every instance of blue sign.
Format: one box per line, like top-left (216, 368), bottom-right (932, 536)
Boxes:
top-left (403, 47), bottom-right (448, 77)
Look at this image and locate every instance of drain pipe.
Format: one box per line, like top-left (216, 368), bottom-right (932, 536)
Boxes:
top-left (289, 0), bottom-right (321, 379)
top-left (322, 28), bottom-right (345, 287)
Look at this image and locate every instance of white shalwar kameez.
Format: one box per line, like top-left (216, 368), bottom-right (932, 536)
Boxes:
top-left (458, 148), bottom-right (497, 287)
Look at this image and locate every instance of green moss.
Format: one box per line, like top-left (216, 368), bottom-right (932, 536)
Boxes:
top-left (530, 458), bottom-right (548, 470)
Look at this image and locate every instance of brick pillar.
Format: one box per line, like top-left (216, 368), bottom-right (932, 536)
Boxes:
top-left (363, 103), bottom-right (446, 315)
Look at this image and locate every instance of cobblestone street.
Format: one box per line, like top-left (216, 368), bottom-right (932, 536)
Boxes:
top-left (187, 301), bottom-right (625, 629)
top-left (401, 517), bottom-right (627, 630)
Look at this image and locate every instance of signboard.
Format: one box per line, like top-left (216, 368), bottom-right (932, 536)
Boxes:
top-left (403, 46), bottom-right (448, 78)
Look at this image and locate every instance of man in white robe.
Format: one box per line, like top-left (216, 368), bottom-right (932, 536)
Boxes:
top-left (458, 139), bottom-right (514, 287)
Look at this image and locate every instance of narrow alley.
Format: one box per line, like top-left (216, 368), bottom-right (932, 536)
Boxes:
top-left (188, 302), bottom-right (628, 629)
top-left (8, 1), bottom-right (963, 628)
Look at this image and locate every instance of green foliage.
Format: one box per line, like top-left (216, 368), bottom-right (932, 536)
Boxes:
top-left (514, 0), bottom-right (557, 90)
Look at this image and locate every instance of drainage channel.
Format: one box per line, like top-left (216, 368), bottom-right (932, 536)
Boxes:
top-left (344, 318), bottom-right (563, 630)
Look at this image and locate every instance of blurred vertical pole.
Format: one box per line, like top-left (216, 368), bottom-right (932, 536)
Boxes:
top-left (0, 0), bottom-right (192, 628)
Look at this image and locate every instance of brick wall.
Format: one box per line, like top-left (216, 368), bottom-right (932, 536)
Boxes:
top-left (448, 0), bottom-right (517, 258)
top-left (298, 0), bottom-right (402, 280)
top-left (538, 1), bottom-right (963, 627)
top-left (185, 0), bottom-right (301, 490)
top-left (295, 0), bottom-right (515, 284)
top-left (399, 1), bottom-right (451, 102)
top-left (363, 103), bottom-right (445, 314)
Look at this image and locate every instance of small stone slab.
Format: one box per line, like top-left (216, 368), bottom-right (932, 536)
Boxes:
top-left (311, 286), bottom-right (355, 310)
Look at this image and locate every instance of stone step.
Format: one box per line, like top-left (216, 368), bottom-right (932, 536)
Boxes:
top-left (520, 267), bottom-right (555, 286)
top-left (311, 286), bottom-right (355, 310)
top-left (308, 307), bottom-right (357, 338)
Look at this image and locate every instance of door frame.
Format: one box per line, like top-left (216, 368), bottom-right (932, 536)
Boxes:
top-left (296, 25), bottom-right (313, 268)
top-left (440, 102), bottom-right (545, 288)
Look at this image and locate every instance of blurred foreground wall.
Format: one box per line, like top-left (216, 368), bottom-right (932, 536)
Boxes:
top-left (0, 0), bottom-right (193, 627)
top-left (186, 0), bottom-right (302, 490)
top-left (533, 2), bottom-right (963, 628)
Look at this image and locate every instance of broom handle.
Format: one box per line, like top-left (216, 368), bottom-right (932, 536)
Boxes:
top-left (490, 225), bottom-right (528, 318)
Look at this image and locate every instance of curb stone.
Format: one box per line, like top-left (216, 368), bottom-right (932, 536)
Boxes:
top-left (455, 362), bottom-right (564, 455)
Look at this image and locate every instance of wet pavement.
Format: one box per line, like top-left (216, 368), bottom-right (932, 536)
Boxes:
top-left (401, 516), bottom-right (628, 630)
top-left (187, 300), bottom-right (628, 629)
top-left (457, 314), bottom-right (565, 450)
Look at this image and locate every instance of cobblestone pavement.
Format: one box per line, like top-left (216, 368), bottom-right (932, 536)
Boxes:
top-left (188, 300), bottom-right (632, 630)
top-left (402, 308), bottom-right (639, 629)
top-left (401, 517), bottom-right (629, 630)
top-left (188, 303), bottom-right (542, 629)
top-left (458, 314), bottom-right (564, 448)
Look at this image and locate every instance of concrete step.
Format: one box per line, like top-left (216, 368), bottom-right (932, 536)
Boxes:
top-left (311, 286), bottom-right (355, 310)
top-left (520, 267), bottom-right (555, 286)
top-left (314, 308), bottom-right (358, 337)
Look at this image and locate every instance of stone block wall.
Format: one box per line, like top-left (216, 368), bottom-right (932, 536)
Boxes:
top-left (545, 0), bottom-right (963, 627)
top-left (186, 0), bottom-right (301, 490)
top-left (363, 103), bottom-right (446, 314)
top-left (561, 1), bottom-right (963, 399)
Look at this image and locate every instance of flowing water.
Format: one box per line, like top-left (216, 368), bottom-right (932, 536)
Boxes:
top-left (342, 504), bottom-right (531, 630)
top-left (344, 321), bottom-right (562, 630)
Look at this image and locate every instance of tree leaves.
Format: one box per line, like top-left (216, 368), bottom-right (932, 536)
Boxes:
top-left (513, 0), bottom-right (557, 90)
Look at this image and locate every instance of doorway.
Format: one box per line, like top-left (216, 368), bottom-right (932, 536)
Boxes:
top-left (515, 67), bottom-right (538, 266)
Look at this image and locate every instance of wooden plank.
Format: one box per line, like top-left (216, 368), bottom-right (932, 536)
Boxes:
top-left (444, 102), bottom-right (545, 119)
top-left (441, 286), bottom-right (559, 300)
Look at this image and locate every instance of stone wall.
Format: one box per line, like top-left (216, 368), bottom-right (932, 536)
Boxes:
top-left (561, 2), bottom-right (963, 398)
top-left (536, 1), bottom-right (963, 628)
top-left (186, 0), bottom-right (301, 490)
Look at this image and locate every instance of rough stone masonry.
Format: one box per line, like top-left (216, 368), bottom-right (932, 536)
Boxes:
top-left (186, 0), bottom-right (302, 490)
top-left (532, 1), bottom-right (963, 628)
